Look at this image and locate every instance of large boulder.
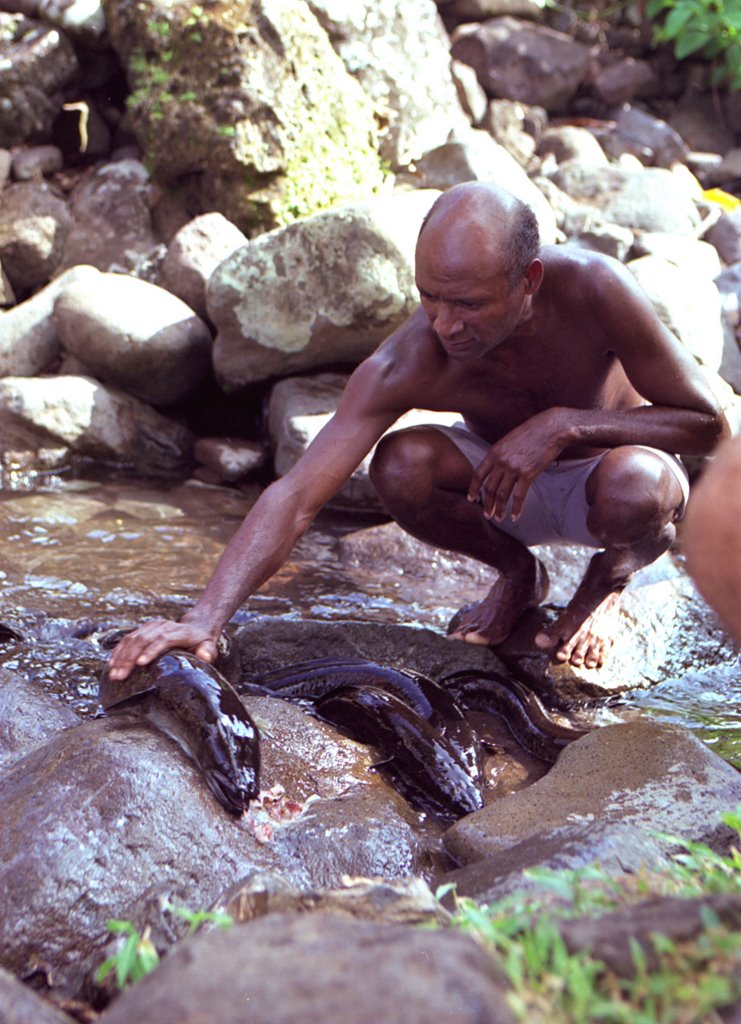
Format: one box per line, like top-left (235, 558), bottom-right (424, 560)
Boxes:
top-left (0, 694), bottom-right (436, 1001)
top-left (0, 265), bottom-right (98, 378)
top-left (97, 914), bottom-right (516, 1024)
top-left (442, 719), bottom-right (741, 900)
top-left (54, 270), bottom-right (212, 406)
top-left (103, 0), bottom-right (385, 234)
top-left (209, 190), bottom-right (438, 388)
top-left (307, 0), bottom-right (470, 168)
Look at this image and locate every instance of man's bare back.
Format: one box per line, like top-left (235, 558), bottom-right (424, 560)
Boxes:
top-left (108, 182), bottom-right (728, 682)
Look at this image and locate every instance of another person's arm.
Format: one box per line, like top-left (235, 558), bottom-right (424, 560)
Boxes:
top-left (682, 434), bottom-right (741, 643)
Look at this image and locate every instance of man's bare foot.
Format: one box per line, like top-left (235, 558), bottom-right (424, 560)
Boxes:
top-left (534, 590), bottom-right (622, 669)
top-left (448, 559), bottom-right (549, 646)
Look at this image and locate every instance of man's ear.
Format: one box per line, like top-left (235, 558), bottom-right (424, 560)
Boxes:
top-left (524, 258), bottom-right (544, 295)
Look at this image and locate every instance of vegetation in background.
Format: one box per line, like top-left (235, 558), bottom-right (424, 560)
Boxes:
top-left (646, 0), bottom-right (741, 89)
top-left (439, 806), bottom-right (741, 1023)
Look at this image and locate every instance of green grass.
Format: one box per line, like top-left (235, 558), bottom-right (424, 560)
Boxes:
top-left (439, 807), bottom-right (741, 1023)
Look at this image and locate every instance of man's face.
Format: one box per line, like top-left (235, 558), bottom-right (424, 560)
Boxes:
top-left (415, 234), bottom-right (532, 360)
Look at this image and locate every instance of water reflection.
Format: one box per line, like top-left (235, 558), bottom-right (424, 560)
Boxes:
top-left (1, 473), bottom-right (739, 765)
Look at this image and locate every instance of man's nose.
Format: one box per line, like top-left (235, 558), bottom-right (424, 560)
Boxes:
top-left (432, 303), bottom-right (463, 338)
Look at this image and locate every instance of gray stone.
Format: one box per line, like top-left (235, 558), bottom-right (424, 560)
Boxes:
top-left (451, 17), bottom-right (592, 112)
top-left (210, 190), bottom-right (438, 388)
top-left (159, 213), bottom-right (248, 322)
top-left (11, 144), bottom-right (64, 181)
top-left (267, 372), bottom-right (459, 512)
top-left (97, 914), bottom-right (516, 1024)
top-left (59, 159), bottom-right (160, 275)
top-left (0, 182), bottom-right (72, 294)
top-left (628, 254), bottom-right (724, 368)
top-left (599, 105), bottom-right (689, 168)
top-left (0, 20), bottom-right (78, 146)
top-left (592, 57), bottom-right (657, 107)
top-left (0, 692), bottom-right (436, 1001)
top-left (0, 668), bottom-right (80, 766)
top-left (0, 265), bottom-right (98, 378)
top-left (707, 209), bottom-right (741, 265)
top-left (0, 374), bottom-right (194, 475)
top-left (536, 125), bottom-right (608, 165)
top-left (412, 130), bottom-right (557, 243)
top-left (307, 0), bottom-right (470, 168)
top-left (479, 99), bottom-right (539, 166)
top-left (452, 58), bottom-right (489, 125)
top-left (0, 966), bottom-right (76, 1024)
top-left (54, 271), bottom-right (212, 407)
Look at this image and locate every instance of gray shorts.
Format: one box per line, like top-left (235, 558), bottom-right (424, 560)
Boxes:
top-left (430, 422), bottom-right (690, 549)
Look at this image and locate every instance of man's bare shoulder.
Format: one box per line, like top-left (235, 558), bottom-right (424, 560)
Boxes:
top-left (540, 245), bottom-right (636, 302)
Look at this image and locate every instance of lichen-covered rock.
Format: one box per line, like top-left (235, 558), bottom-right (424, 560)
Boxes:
top-left (103, 0), bottom-right (385, 233)
top-left (210, 190), bottom-right (438, 387)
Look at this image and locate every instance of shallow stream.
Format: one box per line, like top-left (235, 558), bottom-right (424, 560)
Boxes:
top-left (1, 471), bottom-right (739, 766)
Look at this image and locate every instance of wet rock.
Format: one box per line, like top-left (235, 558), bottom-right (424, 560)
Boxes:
top-left (0, 182), bottom-right (72, 295)
top-left (267, 372), bottom-right (458, 512)
top-left (53, 269), bottom-right (212, 406)
top-left (451, 17), bottom-right (592, 112)
top-left (58, 159), bottom-right (160, 275)
top-left (159, 213), bottom-right (248, 323)
top-left (209, 190), bottom-right (437, 389)
top-left (103, 0), bottom-right (384, 234)
top-left (0, 668), bottom-right (80, 765)
top-left (192, 436), bottom-right (266, 484)
top-left (413, 129), bottom-right (558, 244)
top-left (0, 265), bottom-right (98, 377)
top-left (0, 18), bottom-right (78, 147)
top-left (308, 0), bottom-right (470, 168)
top-left (0, 374), bottom-right (194, 475)
top-left (96, 913), bottom-right (516, 1024)
top-left (442, 719), bottom-right (741, 899)
top-left (0, 694), bottom-right (436, 1000)
top-left (0, 966), bottom-right (76, 1024)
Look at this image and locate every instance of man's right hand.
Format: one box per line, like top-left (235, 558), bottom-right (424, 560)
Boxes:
top-left (106, 619), bottom-right (219, 681)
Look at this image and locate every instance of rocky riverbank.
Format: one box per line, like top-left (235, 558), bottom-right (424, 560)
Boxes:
top-left (2, 0), bottom-right (741, 1019)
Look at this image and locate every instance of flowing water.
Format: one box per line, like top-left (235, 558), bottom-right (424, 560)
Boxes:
top-left (1, 470), bottom-right (739, 765)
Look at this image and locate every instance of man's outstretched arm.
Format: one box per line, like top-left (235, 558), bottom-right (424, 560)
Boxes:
top-left (107, 363), bottom-right (404, 680)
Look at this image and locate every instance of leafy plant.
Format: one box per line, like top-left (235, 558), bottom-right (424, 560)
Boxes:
top-left (96, 920), bottom-right (159, 990)
top-left (646, 0), bottom-right (741, 88)
top-left (96, 902), bottom-right (232, 991)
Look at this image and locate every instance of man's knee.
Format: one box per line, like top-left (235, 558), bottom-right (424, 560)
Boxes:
top-left (586, 447), bottom-right (685, 545)
top-left (369, 428), bottom-right (439, 502)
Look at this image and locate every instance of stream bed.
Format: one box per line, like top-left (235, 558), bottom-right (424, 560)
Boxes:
top-left (1, 471), bottom-right (739, 766)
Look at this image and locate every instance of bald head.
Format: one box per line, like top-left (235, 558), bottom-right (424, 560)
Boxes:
top-left (418, 183), bottom-right (540, 288)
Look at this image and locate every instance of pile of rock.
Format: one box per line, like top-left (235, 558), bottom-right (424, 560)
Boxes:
top-left (1, 0), bottom-right (740, 492)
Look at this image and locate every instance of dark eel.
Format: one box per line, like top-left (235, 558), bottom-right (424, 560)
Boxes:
top-left (99, 649), bottom-right (260, 815)
top-left (313, 683), bottom-right (484, 819)
top-left (255, 656), bottom-right (484, 785)
top-left (441, 668), bottom-right (590, 763)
